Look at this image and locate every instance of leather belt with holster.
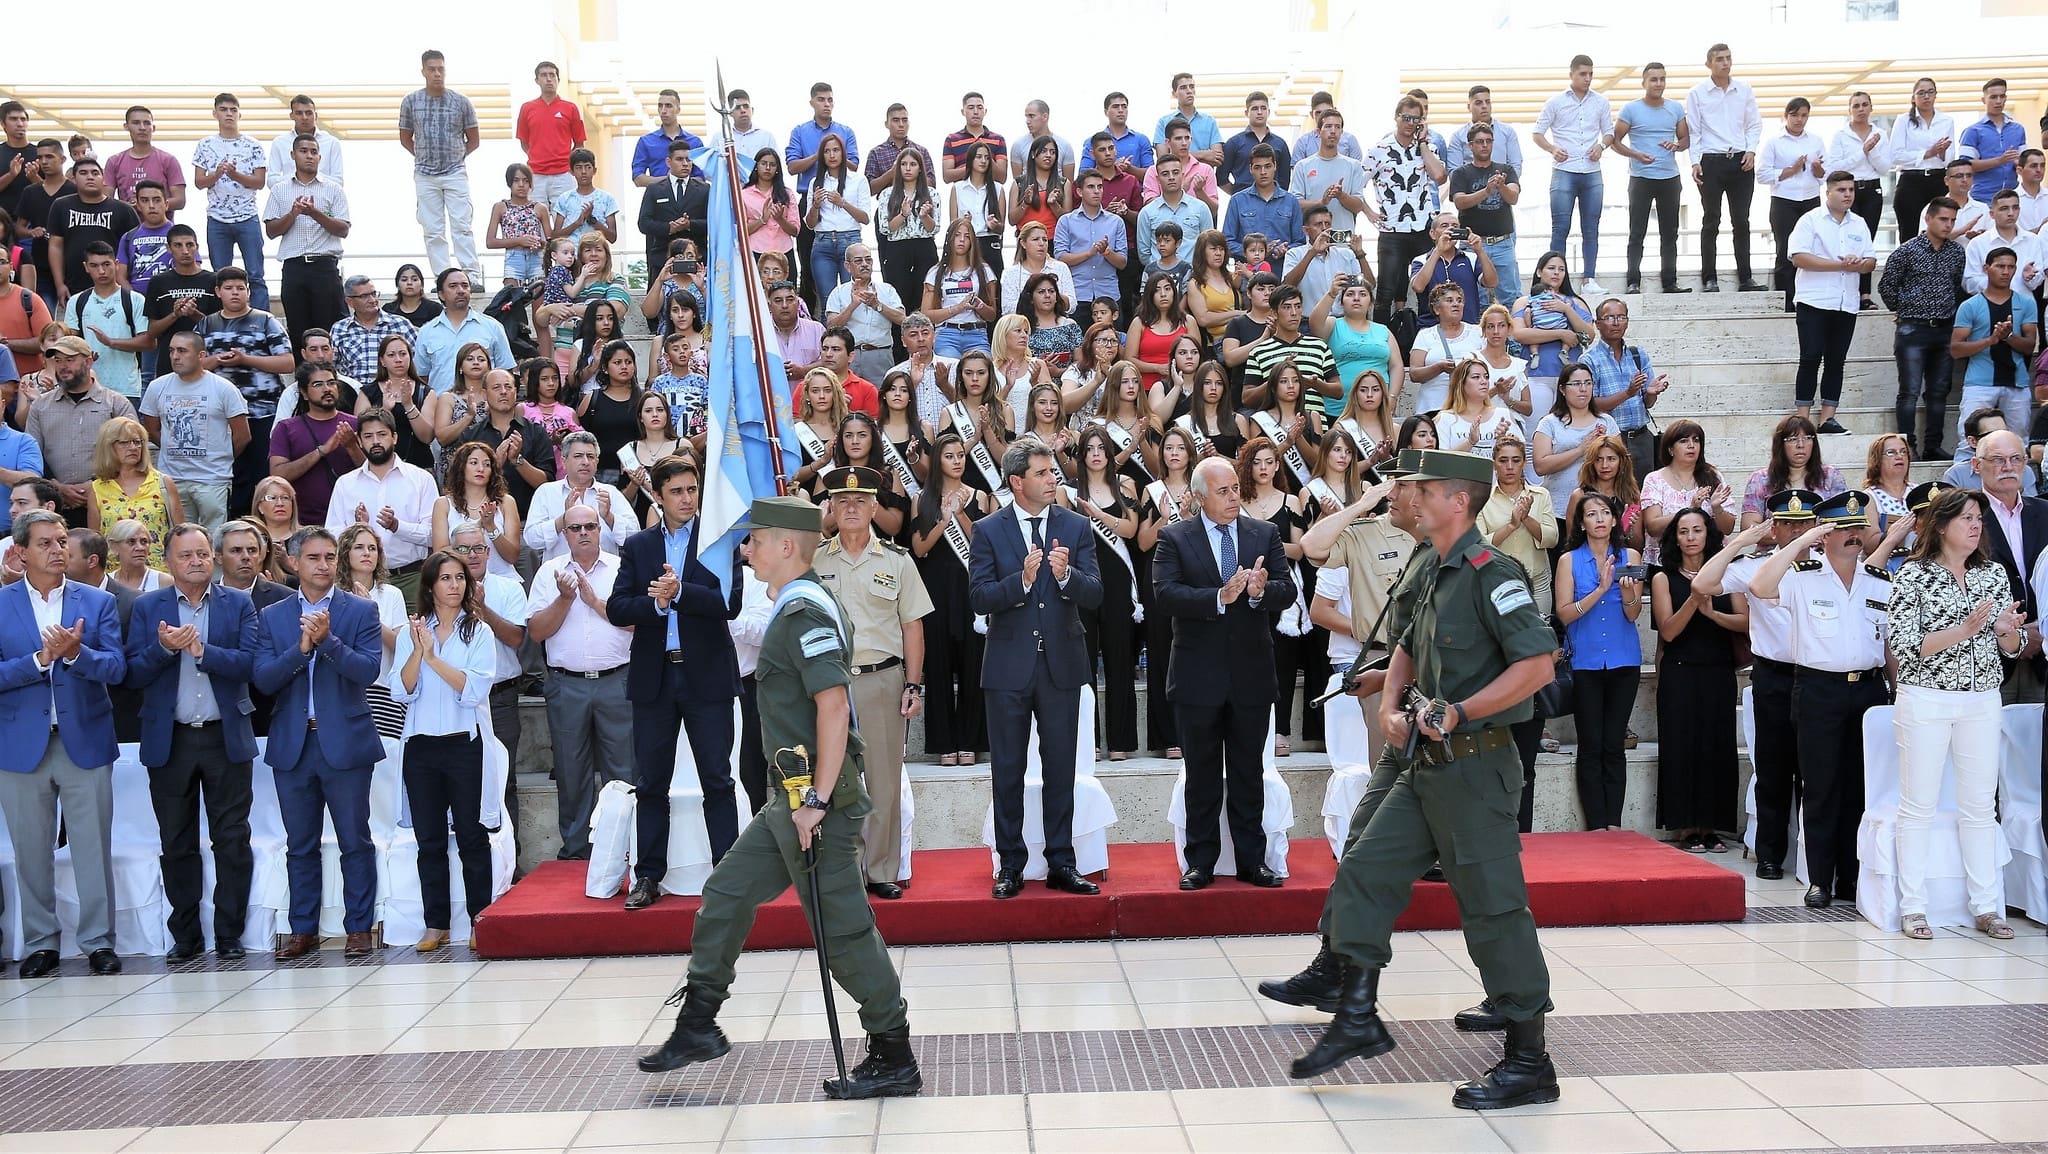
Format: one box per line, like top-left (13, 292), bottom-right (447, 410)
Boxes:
top-left (1417, 726), bottom-right (1515, 767)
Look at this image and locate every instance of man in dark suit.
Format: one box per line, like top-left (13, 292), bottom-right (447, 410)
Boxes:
top-left (124, 524), bottom-right (261, 963)
top-left (216, 519), bottom-right (294, 738)
top-left (969, 440), bottom-right (1104, 899)
top-left (252, 526), bottom-right (387, 959)
top-left (66, 528), bottom-right (141, 743)
top-left (0, 512), bottom-right (128, 977)
top-left (637, 140), bottom-right (709, 271)
top-left (606, 455), bottom-right (741, 910)
top-left (1154, 457), bottom-right (1297, 889)
top-left (1975, 429), bottom-right (2048, 703)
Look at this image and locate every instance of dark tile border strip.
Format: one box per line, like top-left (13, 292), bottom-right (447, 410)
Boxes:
top-left (3, 1005), bottom-right (2047, 1132)
top-left (1742, 904), bottom-right (1866, 923)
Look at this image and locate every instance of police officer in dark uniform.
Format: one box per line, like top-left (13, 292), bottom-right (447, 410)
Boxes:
top-left (1745, 489), bottom-right (1894, 908)
top-left (637, 495), bottom-right (920, 1101)
top-left (1288, 450), bottom-right (1560, 1110)
top-left (1693, 488), bottom-right (1821, 882)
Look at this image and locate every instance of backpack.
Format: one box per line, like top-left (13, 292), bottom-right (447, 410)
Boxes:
top-left (484, 281), bottom-right (542, 361)
top-left (70, 286), bottom-right (137, 336)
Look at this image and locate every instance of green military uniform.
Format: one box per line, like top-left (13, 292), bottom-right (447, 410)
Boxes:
top-left (1326, 486), bottom-right (1557, 1023)
top-left (814, 469), bottom-right (936, 887)
top-left (683, 566), bottom-right (909, 1035)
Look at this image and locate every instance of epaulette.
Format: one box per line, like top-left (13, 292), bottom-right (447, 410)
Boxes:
top-left (820, 537), bottom-right (845, 555)
top-left (1863, 564), bottom-right (1892, 581)
top-left (1736, 551), bottom-right (1769, 561)
top-left (1792, 559), bottom-right (1822, 572)
top-left (1466, 545), bottom-right (1495, 566)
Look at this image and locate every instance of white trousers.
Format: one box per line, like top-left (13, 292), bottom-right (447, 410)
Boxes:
top-left (1892, 683), bottom-right (2003, 918)
top-left (414, 170), bottom-right (479, 277)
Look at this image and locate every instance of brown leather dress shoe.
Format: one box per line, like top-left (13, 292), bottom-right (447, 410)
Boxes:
top-left (344, 931), bottom-right (376, 958)
top-left (276, 933), bottom-right (317, 959)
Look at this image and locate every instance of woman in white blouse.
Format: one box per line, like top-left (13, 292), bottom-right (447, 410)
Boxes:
top-left (803, 132), bottom-right (872, 307)
top-left (391, 550), bottom-right (500, 953)
top-left (1408, 283), bottom-right (1485, 414)
top-left (337, 524), bottom-right (412, 741)
top-left (1433, 359), bottom-right (1523, 457)
top-left (998, 221), bottom-right (1074, 316)
top-left (950, 141), bottom-right (1008, 275)
top-left (1888, 77), bottom-right (1956, 243)
top-left (1828, 91), bottom-right (1887, 309)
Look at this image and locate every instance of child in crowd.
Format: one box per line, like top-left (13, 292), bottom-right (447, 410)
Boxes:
top-left (1146, 221), bottom-right (1191, 296)
top-left (541, 237), bottom-right (579, 375)
top-left (1239, 233), bottom-right (1273, 283)
top-left (489, 163), bottom-right (549, 286)
top-left (1089, 297), bottom-right (1123, 340)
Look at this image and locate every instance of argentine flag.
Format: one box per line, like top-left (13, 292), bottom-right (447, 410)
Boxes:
top-left (695, 139), bottom-right (802, 598)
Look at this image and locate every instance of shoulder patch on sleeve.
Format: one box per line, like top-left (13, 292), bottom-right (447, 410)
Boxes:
top-left (1488, 579), bottom-right (1533, 616)
top-left (799, 627), bottom-right (842, 658)
top-left (1470, 547), bottom-right (1494, 567)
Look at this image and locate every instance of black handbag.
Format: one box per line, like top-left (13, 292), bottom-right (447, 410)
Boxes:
top-left (1534, 625), bottom-right (1575, 720)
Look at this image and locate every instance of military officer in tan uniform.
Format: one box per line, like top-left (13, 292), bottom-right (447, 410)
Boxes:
top-left (814, 466), bottom-right (933, 899)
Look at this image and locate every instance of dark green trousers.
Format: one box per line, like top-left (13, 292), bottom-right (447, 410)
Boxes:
top-left (685, 794), bottom-right (909, 1034)
top-left (1316, 744), bottom-right (1407, 938)
top-left (1326, 745), bottom-right (1553, 1021)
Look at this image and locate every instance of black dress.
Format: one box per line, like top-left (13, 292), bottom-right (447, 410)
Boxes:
top-left (1141, 485), bottom-right (1183, 753)
top-left (1078, 485), bottom-right (1140, 753)
top-left (582, 388), bottom-right (639, 486)
top-left (916, 498), bottom-right (988, 757)
top-left (1656, 569), bottom-right (1740, 833)
top-left (1258, 498), bottom-right (1324, 743)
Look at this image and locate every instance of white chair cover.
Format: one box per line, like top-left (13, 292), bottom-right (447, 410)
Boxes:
top-left (981, 684), bottom-right (1118, 879)
top-left (656, 702), bottom-right (731, 897)
top-left (1855, 705), bottom-right (2010, 932)
top-left (898, 765), bottom-right (916, 883)
top-left (1741, 685), bottom-right (1808, 883)
top-left (1319, 672), bottom-right (1376, 858)
top-left (1999, 705), bottom-right (2046, 924)
top-left (1167, 707), bottom-right (1294, 877)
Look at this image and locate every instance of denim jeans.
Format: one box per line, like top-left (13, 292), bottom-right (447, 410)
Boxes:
top-left (1481, 235), bottom-right (1522, 308)
top-left (934, 323), bottom-right (989, 358)
top-left (502, 247), bottom-right (543, 283)
top-left (1548, 169), bottom-right (1604, 281)
top-left (809, 229), bottom-right (861, 307)
top-left (1893, 319), bottom-right (1954, 452)
top-left (206, 216), bottom-right (269, 310)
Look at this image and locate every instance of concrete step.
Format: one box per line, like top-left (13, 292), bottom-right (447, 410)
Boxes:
top-left (1624, 313), bottom-right (1896, 366)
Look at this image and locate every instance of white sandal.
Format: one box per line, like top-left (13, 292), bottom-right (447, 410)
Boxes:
top-left (1899, 913), bottom-right (1932, 940)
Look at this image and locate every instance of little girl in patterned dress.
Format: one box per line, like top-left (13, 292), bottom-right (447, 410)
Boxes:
top-left (541, 237), bottom-right (579, 376)
top-left (489, 163), bottom-right (549, 287)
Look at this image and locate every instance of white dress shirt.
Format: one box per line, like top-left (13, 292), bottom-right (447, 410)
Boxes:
top-left (1316, 565), bottom-right (1359, 664)
top-left (1768, 562), bottom-right (1890, 673)
top-left (1889, 112), bottom-right (1959, 173)
top-left (1533, 89), bottom-right (1614, 174)
top-left (812, 174), bottom-right (873, 232)
top-left (480, 573), bottom-right (528, 681)
top-left (1963, 228), bottom-right (2048, 295)
top-left (1719, 553), bottom-right (1796, 661)
top-left (1826, 127), bottom-right (1888, 183)
top-left (730, 567), bottom-right (772, 677)
top-left (325, 460), bottom-right (438, 568)
top-left (1759, 131), bottom-right (1826, 201)
top-left (263, 175), bottom-right (349, 260)
top-left (1196, 511), bottom-right (1260, 614)
top-left (1685, 79), bottom-right (1762, 156)
top-left (388, 615), bottom-right (496, 738)
top-left (1789, 206), bottom-right (1874, 313)
top-left (2018, 185), bottom-right (2048, 233)
top-left (525, 552), bottom-right (631, 672)
top-left (824, 279), bottom-right (906, 350)
top-left (268, 129), bottom-right (345, 187)
top-left (522, 479), bottom-right (635, 560)
top-left (27, 579), bottom-right (66, 718)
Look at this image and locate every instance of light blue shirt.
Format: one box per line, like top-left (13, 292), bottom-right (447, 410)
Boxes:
top-left (1154, 110), bottom-right (1222, 152)
top-left (1956, 291), bottom-right (2041, 390)
top-left (414, 310), bottom-right (515, 394)
top-left (1617, 99), bottom-right (1685, 180)
top-left (1198, 512), bottom-right (1260, 613)
top-left (786, 120), bottom-right (859, 192)
top-left (1135, 194), bottom-right (1214, 268)
top-left (389, 614), bottom-right (496, 738)
top-left (1079, 126), bottom-right (1155, 172)
top-left (548, 187), bottom-right (620, 242)
top-left (1053, 206), bottom-right (1127, 301)
top-left (661, 519), bottom-right (695, 651)
top-left (171, 586), bottom-right (219, 724)
top-left (1446, 122), bottom-right (1526, 173)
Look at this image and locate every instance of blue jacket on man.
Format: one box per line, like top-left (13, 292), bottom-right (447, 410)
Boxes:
top-left (0, 579), bottom-right (125, 774)
top-left (252, 588), bottom-right (385, 771)
top-left (123, 584), bottom-right (260, 768)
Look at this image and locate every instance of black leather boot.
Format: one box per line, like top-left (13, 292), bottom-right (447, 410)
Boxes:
top-left (1257, 938), bottom-right (1348, 1013)
top-left (636, 987), bottom-right (731, 1073)
top-left (1451, 1015), bottom-right (1561, 1110)
top-left (1453, 997), bottom-right (1508, 1032)
top-left (1288, 967), bottom-right (1396, 1078)
top-left (823, 1026), bottom-right (924, 1099)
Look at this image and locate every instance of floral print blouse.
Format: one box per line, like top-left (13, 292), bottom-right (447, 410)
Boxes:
top-left (1887, 558), bottom-right (2012, 693)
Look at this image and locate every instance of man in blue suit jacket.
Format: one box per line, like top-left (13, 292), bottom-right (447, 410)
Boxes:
top-left (606, 455), bottom-right (741, 910)
top-left (969, 440), bottom-right (1104, 900)
top-left (0, 512), bottom-right (128, 977)
top-left (124, 524), bottom-right (261, 963)
top-left (252, 527), bottom-right (387, 958)
top-left (1153, 457), bottom-right (1297, 889)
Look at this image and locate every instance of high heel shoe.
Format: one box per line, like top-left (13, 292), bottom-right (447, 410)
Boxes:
top-left (415, 929), bottom-right (449, 953)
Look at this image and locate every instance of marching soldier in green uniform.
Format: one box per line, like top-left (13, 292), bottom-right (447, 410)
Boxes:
top-left (814, 467), bottom-right (933, 900)
top-left (1261, 451), bottom-right (1507, 1034)
top-left (1289, 450), bottom-right (1560, 1111)
top-left (638, 495), bottom-right (920, 1101)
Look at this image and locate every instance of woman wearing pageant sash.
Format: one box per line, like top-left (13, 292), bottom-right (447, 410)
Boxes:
top-left (1070, 425), bottom-right (1143, 760)
top-left (1138, 425), bottom-right (1202, 760)
top-left (791, 367), bottom-right (849, 490)
top-left (814, 412), bottom-right (909, 539)
top-left (910, 432), bottom-right (998, 767)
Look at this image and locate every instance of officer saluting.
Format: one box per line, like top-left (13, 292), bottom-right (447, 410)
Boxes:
top-left (638, 495), bottom-right (921, 1100)
top-left (1746, 489), bottom-right (1895, 909)
top-left (814, 466), bottom-right (934, 900)
top-left (1288, 450), bottom-right (1560, 1111)
top-left (1693, 488), bottom-right (1821, 883)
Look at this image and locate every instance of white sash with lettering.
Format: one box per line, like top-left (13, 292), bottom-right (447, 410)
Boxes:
top-left (1304, 477), bottom-right (1343, 512)
top-left (948, 401), bottom-right (1012, 504)
top-left (879, 434), bottom-right (922, 501)
top-left (1146, 479), bottom-right (1187, 525)
top-left (1173, 413), bottom-right (1215, 460)
top-left (1247, 410), bottom-right (1313, 487)
top-left (934, 497), bottom-right (989, 634)
top-left (1096, 419), bottom-right (1153, 480)
top-left (793, 421), bottom-right (831, 465)
top-left (1064, 486), bottom-right (1144, 624)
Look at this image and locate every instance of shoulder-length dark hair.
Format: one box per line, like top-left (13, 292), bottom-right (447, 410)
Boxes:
top-left (1906, 487), bottom-right (1994, 567)
top-left (750, 148), bottom-right (790, 205)
top-left (1018, 136), bottom-right (1067, 203)
top-left (441, 440), bottom-right (507, 512)
top-left (917, 431), bottom-right (969, 526)
top-left (961, 141), bottom-right (1001, 220)
top-left (571, 298), bottom-right (623, 379)
top-left (1656, 417), bottom-right (1722, 491)
top-left (1766, 414), bottom-right (1826, 493)
top-left (831, 411), bottom-right (884, 469)
top-left (518, 356), bottom-right (561, 406)
top-left (1658, 506), bottom-right (1726, 577)
top-left (413, 550), bottom-right (481, 642)
top-left (1020, 272), bottom-right (1070, 323)
top-left (1566, 491), bottom-right (1627, 557)
top-left (1136, 271), bottom-right (1186, 329)
top-left (817, 131), bottom-right (852, 195)
top-left (1073, 425), bottom-right (1127, 516)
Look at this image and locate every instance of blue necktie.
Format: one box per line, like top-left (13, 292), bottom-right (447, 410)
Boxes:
top-left (1217, 522), bottom-right (1236, 580)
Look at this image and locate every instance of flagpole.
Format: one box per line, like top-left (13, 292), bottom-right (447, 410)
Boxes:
top-left (712, 61), bottom-right (792, 497)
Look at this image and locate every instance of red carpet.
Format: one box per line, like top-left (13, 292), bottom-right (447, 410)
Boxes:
top-left (473, 832), bottom-right (1743, 959)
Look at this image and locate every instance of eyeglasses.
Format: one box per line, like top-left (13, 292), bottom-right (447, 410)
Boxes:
top-left (115, 438), bottom-right (145, 447)
top-left (1981, 454), bottom-right (2027, 468)
top-left (1781, 434), bottom-right (1815, 444)
top-left (449, 544), bottom-right (490, 556)
top-left (1913, 88), bottom-right (1936, 96)
top-left (565, 522), bottom-right (600, 532)
top-left (347, 291), bottom-right (379, 301)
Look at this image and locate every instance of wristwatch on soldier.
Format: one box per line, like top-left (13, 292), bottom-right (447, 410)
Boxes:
top-left (801, 787), bottom-right (830, 812)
